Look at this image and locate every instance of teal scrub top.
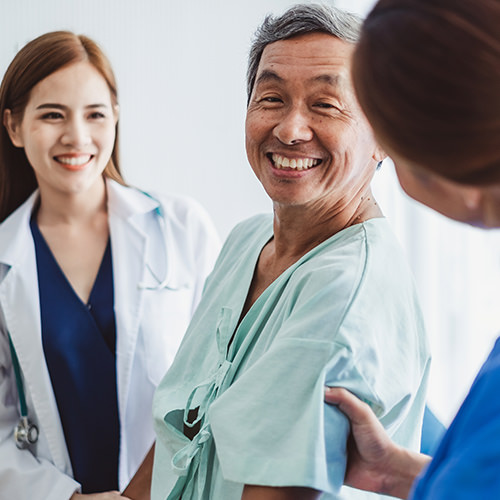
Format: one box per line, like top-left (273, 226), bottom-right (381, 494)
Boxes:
top-left (152, 215), bottom-right (430, 500)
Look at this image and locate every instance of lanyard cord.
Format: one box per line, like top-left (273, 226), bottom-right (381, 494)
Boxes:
top-left (8, 334), bottom-right (28, 418)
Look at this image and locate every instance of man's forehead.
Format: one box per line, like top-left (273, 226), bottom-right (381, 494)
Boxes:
top-left (256, 32), bottom-right (352, 76)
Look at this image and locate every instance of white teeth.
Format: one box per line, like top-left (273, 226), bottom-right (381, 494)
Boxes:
top-left (271, 153), bottom-right (319, 171)
top-left (56, 155), bottom-right (92, 166)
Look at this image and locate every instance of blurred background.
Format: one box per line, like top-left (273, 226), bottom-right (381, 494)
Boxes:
top-left (2, 0), bottom-right (500, 427)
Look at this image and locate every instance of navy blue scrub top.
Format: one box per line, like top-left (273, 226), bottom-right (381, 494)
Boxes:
top-left (30, 217), bottom-right (120, 493)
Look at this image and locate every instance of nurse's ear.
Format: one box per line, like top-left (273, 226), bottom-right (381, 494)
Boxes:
top-left (3, 109), bottom-right (24, 148)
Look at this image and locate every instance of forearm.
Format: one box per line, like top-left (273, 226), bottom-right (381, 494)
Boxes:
top-left (242, 485), bottom-right (321, 500)
top-left (121, 443), bottom-right (154, 500)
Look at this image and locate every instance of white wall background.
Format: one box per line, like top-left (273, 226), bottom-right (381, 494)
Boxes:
top-left (0, 0), bottom-right (375, 238)
top-left (2, 0), bottom-right (500, 426)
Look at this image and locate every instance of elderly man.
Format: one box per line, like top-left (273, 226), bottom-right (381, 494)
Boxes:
top-left (128, 4), bottom-right (430, 500)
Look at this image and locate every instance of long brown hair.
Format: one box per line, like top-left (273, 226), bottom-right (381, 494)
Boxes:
top-left (0, 31), bottom-right (125, 222)
top-left (352, 0), bottom-right (500, 185)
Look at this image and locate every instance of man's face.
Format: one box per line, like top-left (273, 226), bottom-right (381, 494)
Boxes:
top-left (245, 32), bottom-right (383, 212)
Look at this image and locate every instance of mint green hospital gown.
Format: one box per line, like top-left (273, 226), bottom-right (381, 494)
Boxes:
top-left (152, 215), bottom-right (430, 500)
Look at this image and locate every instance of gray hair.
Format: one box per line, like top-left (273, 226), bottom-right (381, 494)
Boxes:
top-left (247, 3), bottom-right (362, 103)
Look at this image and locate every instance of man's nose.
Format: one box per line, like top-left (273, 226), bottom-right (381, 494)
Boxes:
top-left (273, 107), bottom-right (313, 145)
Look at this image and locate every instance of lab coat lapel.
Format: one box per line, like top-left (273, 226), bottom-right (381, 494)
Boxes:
top-left (106, 181), bottom-right (161, 420)
top-left (0, 193), bottom-right (72, 473)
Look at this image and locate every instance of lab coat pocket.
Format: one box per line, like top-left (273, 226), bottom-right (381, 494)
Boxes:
top-left (141, 286), bottom-right (194, 385)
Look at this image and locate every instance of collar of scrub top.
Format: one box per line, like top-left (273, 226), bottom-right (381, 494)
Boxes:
top-left (8, 333), bottom-right (39, 448)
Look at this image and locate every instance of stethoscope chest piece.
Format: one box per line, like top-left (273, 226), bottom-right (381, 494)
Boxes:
top-left (8, 334), bottom-right (39, 449)
top-left (14, 417), bottom-right (39, 449)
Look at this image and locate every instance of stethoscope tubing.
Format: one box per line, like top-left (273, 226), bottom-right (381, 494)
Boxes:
top-left (8, 334), bottom-right (28, 418)
top-left (8, 333), bottom-right (39, 448)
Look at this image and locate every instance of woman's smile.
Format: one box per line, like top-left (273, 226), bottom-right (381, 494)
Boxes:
top-left (54, 153), bottom-right (95, 171)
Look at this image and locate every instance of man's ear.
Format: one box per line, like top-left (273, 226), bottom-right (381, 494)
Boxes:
top-left (3, 109), bottom-right (24, 148)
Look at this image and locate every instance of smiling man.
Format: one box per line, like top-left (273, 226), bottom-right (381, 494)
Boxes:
top-left (150, 5), bottom-right (430, 500)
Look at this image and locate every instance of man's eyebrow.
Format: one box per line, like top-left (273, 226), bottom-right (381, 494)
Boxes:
top-left (255, 71), bottom-right (343, 88)
top-left (255, 70), bottom-right (284, 87)
top-left (310, 74), bottom-right (342, 86)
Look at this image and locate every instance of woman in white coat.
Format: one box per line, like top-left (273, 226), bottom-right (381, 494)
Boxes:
top-left (0, 32), bottom-right (220, 500)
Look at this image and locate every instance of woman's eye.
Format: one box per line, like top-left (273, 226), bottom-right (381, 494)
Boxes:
top-left (89, 111), bottom-right (106, 119)
top-left (41, 111), bottom-right (63, 120)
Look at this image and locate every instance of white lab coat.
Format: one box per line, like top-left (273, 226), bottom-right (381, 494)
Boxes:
top-left (0, 179), bottom-right (220, 500)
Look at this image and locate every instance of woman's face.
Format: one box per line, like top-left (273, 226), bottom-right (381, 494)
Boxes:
top-left (389, 148), bottom-right (500, 228)
top-left (4, 61), bottom-right (117, 198)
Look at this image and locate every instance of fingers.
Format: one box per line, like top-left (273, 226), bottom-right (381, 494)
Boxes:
top-left (324, 387), bottom-right (377, 426)
top-left (71, 490), bottom-right (132, 499)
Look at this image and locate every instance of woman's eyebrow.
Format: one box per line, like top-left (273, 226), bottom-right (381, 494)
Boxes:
top-left (35, 103), bottom-right (109, 110)
top-left (35, 103), bottom-right (66, 110)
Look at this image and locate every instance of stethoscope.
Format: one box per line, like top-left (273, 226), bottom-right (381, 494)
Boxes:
top-left (7, 197), bottom-right (186, 449)
top-left (135, 201), bottom-right (189, 292)
top-left (8, 334), bottom-right (39, 449)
